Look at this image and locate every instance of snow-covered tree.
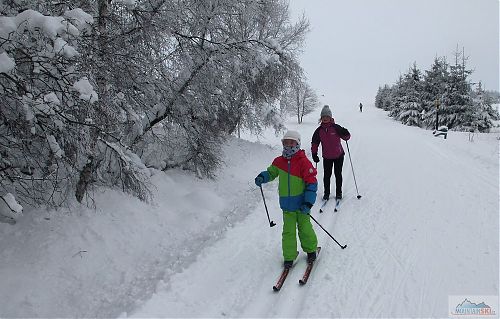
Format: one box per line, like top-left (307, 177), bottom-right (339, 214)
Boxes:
top-left (0, 6), bottom-right (98, 207)
top-left (128, 0), bottom-right (308, 177)
top-left (439, 48), bottom-right (474, 130)
top-left (375, 84), bottom-right (393, 111)
top-left (281, 80), bottom-right (319, 124)
top-left (484, 90), bottom-right (500, 104)
top-left (376, 48), bottom-right (497, 133)
top-left (421, 56), bottom-right (449, 128)
top-left (469, 81), bottom-right (499, 132)
top-left (387, 75), bottom-right (404, 118)
top-left (396, 63), bottom-right (424, 126)
top-left (0, 0), bottom-right (310, 209)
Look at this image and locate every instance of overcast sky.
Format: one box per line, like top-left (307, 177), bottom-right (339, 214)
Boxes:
top-left (289, 0), bottom-right (499, 108)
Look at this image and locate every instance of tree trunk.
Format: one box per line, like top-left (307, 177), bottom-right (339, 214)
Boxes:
top-left (75, 0), bottom-right (110, 203)
top-left (75, 158), bottom-right (93, 203)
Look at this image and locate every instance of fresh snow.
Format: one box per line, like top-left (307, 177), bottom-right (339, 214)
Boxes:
top-left (43, 92), bottom-right (60, 105)
top-left (73, 77), bottom-right (98, 103)
top-left (114, 0), bottom-right (138, 7)
top-left (63, 8), bottom-right (94, 33)
top-left (47, 135), bottom-right (64, 159)
top-left (0, 52), bottom-right (15, 73)
top-left (0, 9), bottom-right (79, 40)
top-left (53, 37), bottom-right (79, 58)
top-left (1, 193), bottom-right (23, 215)
top-left (0, 104), bottom-right (498, 318)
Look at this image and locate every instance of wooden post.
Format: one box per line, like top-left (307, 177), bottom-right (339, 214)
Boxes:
top-left (434, 99), bottom-right (440, 130)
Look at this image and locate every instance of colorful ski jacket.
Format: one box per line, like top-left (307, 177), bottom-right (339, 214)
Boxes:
top-left (311, 121), bottom-right (351, 160)
top-left (258, 150), bottom-right (317, 212)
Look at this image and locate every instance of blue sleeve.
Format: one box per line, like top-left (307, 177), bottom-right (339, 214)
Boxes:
top-left (259, 170), bottom-right (271, 183)
top-left (304, 182), bottom-right (318, 205)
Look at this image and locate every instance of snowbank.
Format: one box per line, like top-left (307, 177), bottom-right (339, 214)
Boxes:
top-left (0, 137), bottom-right (275, 317)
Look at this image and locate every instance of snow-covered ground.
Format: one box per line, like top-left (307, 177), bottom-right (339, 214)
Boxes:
top-left (0, 103), bottom-right (498, 318)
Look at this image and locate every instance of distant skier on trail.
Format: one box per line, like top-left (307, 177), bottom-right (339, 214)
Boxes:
top-left (254, 130), bottom-right (319, 269)
top-left (311, 105), bottom-right (351, 200)
top-left (359, 102), bottom-right (363, 112)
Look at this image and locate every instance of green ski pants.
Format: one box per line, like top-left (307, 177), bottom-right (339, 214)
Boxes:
top-left (282, 210), bottom-right (318, 261)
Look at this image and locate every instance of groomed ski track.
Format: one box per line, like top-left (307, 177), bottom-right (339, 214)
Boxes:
top-left (131, 104), bottom-right (498, 318)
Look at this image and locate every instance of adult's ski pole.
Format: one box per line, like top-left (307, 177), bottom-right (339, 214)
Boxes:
top-left (259, 185), bottom-right (276, 227)
top-left (309, 214), bottom-right (347, 249)
top-left (345, 140), bottom-right (362, 199)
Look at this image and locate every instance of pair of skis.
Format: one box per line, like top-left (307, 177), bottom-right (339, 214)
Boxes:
top-left (273, 247), bottom-right (321, 292)
top-left (319, 198), bottom-right (342, 213)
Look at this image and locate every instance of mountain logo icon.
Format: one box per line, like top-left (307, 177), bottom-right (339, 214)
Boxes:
top-left (453, 298), bottom-right (496, 316)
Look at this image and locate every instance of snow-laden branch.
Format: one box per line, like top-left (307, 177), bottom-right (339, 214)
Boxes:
top-left (0, 9), bottom-right (93, 40)
top-left (98, 138), bottom-right (151, 201)
top-left (0, 193), bottom-right (23, 223)
top-left (73, 77), bottom-right (98, 103)
top-left (131, 58), bottom-right (210, 146)
top-left (0, 52), bottom-right (15, 73)
top-left (172, 31), bottom-right (285, 58)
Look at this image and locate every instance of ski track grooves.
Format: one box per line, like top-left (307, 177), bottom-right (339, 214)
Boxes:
top-left (131, 106), bottom-right (498, 318)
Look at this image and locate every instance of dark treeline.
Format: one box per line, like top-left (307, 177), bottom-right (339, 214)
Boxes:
top-left (375, 49), bottom-right (499, 132)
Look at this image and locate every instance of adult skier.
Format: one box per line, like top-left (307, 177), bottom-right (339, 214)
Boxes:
top-left (254, 130), bottom-right (319, 269)
top-left (311, 105), bottom-right (351, 200)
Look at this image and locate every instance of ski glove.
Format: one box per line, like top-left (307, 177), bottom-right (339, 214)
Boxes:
top-left (299, 202), bottom-right (313, 214)
top-left (312, 153), bottom-right (320, 163)
top-left (254, 174), bottom-right (265, 187)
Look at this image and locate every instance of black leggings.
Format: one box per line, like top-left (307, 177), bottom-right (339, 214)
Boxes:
top-left (323, 155), bottom-right (344, 197)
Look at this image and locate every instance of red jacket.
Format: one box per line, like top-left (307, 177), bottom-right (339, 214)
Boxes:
top-left (311, 121), bottom-right (350, 159)
top-left (260, 150), bottom-right (318, 212)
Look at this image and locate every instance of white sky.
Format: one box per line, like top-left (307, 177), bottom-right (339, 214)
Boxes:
top-left (289, 0), bottom-right (499, 108)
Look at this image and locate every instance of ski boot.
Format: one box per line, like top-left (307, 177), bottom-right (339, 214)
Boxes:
top-left (307, 251), bottom-right (317, 263)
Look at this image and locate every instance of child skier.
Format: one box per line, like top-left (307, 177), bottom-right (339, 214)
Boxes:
top-left (254, 130), bottom-right (319, 269)
top-left (311, 105), bottom-right (351, 200)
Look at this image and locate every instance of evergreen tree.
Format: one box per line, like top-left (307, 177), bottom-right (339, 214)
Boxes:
top-left (375, 48), bottom-right (497, 133)
top-left (382, 85), bottom-right (395, 111)
top-left (375, 86), bottom-right (384, 109)
top-left (421, 57), bottom-right (449, 128)
top-left (375, 84), bottom-right (393, 110)
top-left (388, 75), bottom-right (404, 118)
top-left (439, 48), bottom-right (473, 130)
top-left (397, 63), bottom-right (424, 126)
top-left (484, 90), bottom-right (500, 104)
top-left (470, 82), bottom-right (499, 132)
